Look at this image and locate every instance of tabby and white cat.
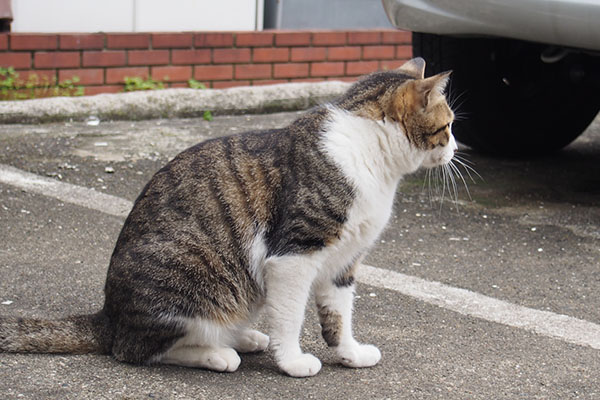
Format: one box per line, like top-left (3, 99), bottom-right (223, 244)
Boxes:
top-left (0, 58), bottom-right (456, 378)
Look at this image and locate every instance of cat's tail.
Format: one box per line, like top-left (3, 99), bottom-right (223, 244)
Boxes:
top-left (0, 311), bottom-right (112, 355)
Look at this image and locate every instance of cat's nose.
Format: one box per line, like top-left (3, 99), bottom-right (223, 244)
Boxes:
top-left (449, 135), bottom-right (458, 154)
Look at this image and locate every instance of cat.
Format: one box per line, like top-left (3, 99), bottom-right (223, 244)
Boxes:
top-left (0, 57), bottom-right (456, 378)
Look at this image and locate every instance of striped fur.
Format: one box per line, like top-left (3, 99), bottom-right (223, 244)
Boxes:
top-left (0, 58), bottom-right (456, 377)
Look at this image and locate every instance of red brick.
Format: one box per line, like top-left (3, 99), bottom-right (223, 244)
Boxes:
top-left (382, 30), bottom-right (411, 44)
top-left (312, 32), bottom-right (347, 46)
top-left (396, 45), bottom-right (412, 59)
top-left (328, 46), bottom-right (361, 61)
top-left (253, 48), bottom-right (288, 63)
top-left (347, 61), bottom-right (379, 76)
top-left (236, 32), bottom-right (274, 47)
top-left (169, 82), bottom-right (189, 89)
top-left (195, 33), bottom-right (234, 47)
top-left (34, 52), bottom-right (80, 68)
top-left (275, 32), bottom-right (311, 46)
top-left (291, 47), bottom-right (327, 62)
top-left (59, 68), bottom-right (104, 85)
top-left (83, 85), bottom-right (123, 96)
top-left (128, 50), bottom-right (169, 66)
top-left (107, 34), bottom-right (150, 49)
top-left (11, 34), bottom-right (57, 50)
top-left (235, 64), bottom-right (271, 79)
top-left (0, 52), bottom-right (31, 69)
top-left (363, 45), bottom-right (395, 60)
top-left (83, 51), bottom-right (126, 67)
top-left (0, 34), bottom-right (8, 50)
top-left (348, 31), bottom-right (381, 45)
top-left (273, 63), bottom-right (309, 78)
top-left (59, 34), bottom-right (104, 50)
top-left (310, 62), bottom-right (344, 77)
top-left (152, 66), bottom-right (192, 82)
top-left (212, 80), bottom-right (250, 89)
top-left (106, 67), bottom-right (149, 84)
top-left (152, 33), bottom-right (193, 48)
top-left (172, 49), bottom-right (211, 65)
top-left (194, 65), bottom-right (233, 81)
top-left (213, 48), bottom-right (251, 64)
top-left (252, 79), bottom-right (288, 86)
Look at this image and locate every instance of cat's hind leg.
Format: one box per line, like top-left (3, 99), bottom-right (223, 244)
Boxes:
top-left (315, 263), bottom-right (381, 369)
top-left (160, 345), bottom-right (241, 372)
top-left (155, 317), bottom-right (242, 372)
top-left (232, 328), bottom-right (270, 353)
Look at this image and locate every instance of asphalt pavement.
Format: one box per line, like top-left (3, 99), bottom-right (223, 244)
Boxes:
top-left (0, 105), bottom-right (599, 399)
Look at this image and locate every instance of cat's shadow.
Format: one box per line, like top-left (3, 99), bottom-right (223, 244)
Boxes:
top-left (149, 347), bottom-right (362, 381)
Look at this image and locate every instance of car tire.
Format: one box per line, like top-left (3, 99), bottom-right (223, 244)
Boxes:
top-left (412, 32), bottom-right (600, 155)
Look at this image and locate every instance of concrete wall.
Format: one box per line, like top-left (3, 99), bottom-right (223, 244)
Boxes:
top-left (264, 0), bottom-right (393, 29)
top-left (10, 0), bottom-right (392, 32)
top-left (11, 0), bottom-right (264, 32)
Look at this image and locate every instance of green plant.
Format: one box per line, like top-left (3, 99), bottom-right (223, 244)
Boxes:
top-left (55, 76), bottom-right (84, 97)
top-left (123, 76), bottom-right (166, 92)
top-left (0, 67), bottom-right (84, 100)
top-left (188, 79), bottom-right (212, 121)
top-left (203, 110), bottom-right (213, 121)
top-left (188, 79), bottom-right (207, 89)
top-left (120, 76), bottom-right (212, 121)
top-left (0, 67), bottom-right (18, 99)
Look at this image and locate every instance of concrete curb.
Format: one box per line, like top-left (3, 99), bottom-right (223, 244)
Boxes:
top-left (0, 81), bottom-right (352, 124)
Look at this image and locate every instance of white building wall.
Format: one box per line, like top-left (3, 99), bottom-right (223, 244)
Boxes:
top-left (11, 0), bottom-right (263, 32)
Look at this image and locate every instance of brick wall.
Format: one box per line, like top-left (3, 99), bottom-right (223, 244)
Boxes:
top-left (0, 30), bottom-right (412, 96)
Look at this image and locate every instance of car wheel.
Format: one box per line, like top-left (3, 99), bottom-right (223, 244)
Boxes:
top-left (412, 32), bottom-right (600, 155)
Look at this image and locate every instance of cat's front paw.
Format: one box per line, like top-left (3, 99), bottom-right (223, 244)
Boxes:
top-left (338, 343), bottom-right (381, 368)
top-left (278, 353), bottom-right (322, 378)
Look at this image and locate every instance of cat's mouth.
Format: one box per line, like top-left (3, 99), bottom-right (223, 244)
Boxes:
top-left (422, 134), bottom-right (457, 169)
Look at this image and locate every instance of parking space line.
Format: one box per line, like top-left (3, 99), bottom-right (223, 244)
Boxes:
top-left (357, 264), bottom-right (600, 350)
top-left (2, 163), bottom-right (599, 350)
top-left (0, 164), bottom-right (131, 218)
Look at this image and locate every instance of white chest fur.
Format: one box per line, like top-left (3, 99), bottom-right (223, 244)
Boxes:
top-left (319, 107), bottom-right (423, 255)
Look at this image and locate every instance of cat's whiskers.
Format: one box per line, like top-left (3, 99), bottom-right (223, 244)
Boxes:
top-left (447, 87), bottom-right (469, 122)
top-left (427, 168), bottom-right (436, 208)
top-left (440, 164), bottom-right (449, 210)
top-left (454, 151), bottom-right (475, 166)
top-left (422, 153), bottom-right (481, 211)
top-left (448, 159), bottom-right (472, 200)
top-left (432, 165), bottom-right (447, 206)
top-left (422, 169), bottom-right (435, 208)
top-left (453, 153), bottom-right (483, 182)
top-left (446, 163), bottom-right (459, 203)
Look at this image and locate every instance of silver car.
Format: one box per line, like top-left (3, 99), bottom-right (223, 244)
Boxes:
top-left (382, 0), bottom-right (600, 155)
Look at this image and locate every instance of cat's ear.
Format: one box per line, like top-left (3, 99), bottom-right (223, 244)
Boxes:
top-left (416, 70), bottom-right (452, 108)
top-left (397, 57), bottom-right (426, 79)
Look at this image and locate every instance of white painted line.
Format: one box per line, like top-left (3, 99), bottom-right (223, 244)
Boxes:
top-left (357, 264), bottom-right (600, 350)
top-left (2, 164), bottom-right (599, 350)
top-left (0, 164), bottom-right (132, 218)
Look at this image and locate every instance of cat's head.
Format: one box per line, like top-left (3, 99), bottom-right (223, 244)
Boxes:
top-left (389, 58), bottom-right (457, 168)
top-left (342, 58), bottom-right (457, 170)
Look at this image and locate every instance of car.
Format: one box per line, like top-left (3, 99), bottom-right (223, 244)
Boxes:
top-left (382, 0), bottom-right (600, 155)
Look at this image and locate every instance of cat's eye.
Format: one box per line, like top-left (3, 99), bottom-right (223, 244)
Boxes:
top-left (427, 123), bottom-right (450, 137)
